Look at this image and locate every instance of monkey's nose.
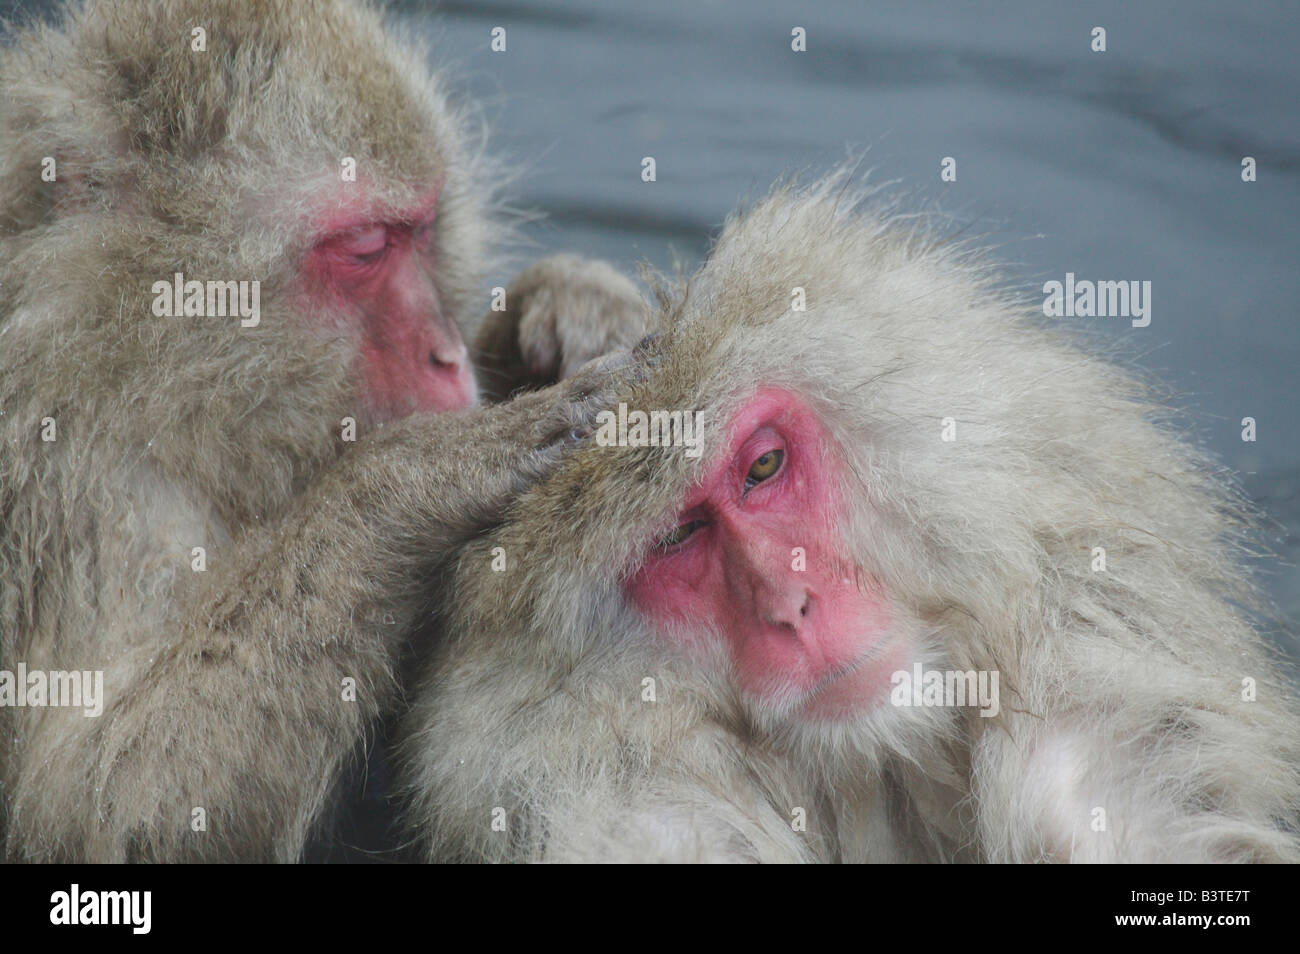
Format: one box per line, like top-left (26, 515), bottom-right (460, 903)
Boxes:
top-left (761, 589), bottom-right (812, 635)
top-left (429, 342), bottom-right (469, 371)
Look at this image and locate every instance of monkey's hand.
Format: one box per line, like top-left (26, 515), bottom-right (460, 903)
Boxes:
top-left (472, 254), bottom-right (651, 402)
top-left (358, 357), bottom-right (627, 519)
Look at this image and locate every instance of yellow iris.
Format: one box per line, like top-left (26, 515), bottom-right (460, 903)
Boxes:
top-left (658, 519), bottom-right (703, 549)
top-left (747, 449), bottom-right (782, 484)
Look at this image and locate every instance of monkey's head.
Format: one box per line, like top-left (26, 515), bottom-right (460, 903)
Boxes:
top-left (448, 174), bottom-right (1234, 760)
top-left (2, 0), bottom-right (485, 423)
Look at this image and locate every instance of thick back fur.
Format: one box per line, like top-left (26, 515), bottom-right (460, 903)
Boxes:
top-left (0, 0), bottom-right (497, 860)
top-left (400, 174), bottom-right (1300, 862)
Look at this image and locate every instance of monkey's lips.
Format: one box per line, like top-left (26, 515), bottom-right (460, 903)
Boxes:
top-left (797, 635), bottom-right (909, 721)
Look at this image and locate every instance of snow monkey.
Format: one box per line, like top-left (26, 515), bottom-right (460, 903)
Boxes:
top-left (398, 176), bottom-right (1300, 863)
top-left (0, 0), bottom-right (647, 861)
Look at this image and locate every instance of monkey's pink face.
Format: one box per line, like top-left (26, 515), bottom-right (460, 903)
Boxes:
top-left (628, 389), bottom-right (903, 721)
top-left (304, 190), bottom-right (476, 421)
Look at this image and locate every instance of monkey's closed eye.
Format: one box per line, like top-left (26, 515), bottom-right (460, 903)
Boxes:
top-left (744, 449), bottom-right (783, 489)
top-left (324, 225), bottom-right (389, 267)
top-left (657, 519), bottom-right (704, 550)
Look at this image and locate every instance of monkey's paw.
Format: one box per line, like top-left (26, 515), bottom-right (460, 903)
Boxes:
top-left (474, 254), bottom-right (651, 400)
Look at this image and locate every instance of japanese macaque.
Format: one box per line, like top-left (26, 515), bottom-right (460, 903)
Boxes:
top-left (0, 0), bottom-right (646, 861)
top-left (398, 175), bottom-right (1300, 863)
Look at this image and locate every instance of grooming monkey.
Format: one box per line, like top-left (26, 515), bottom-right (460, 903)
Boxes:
top-left (0, 0), bottom-right (646, 861)
top-left (398, 176), bottom-right (1300, 863)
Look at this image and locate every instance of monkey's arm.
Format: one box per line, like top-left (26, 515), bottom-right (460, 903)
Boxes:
top-left (472, 255), bottom-right (652, 402)
top-left (400, 657), bottom-right (817, 863)
top-left (968, 646), bottom-right (1300, 863)
top-left (410, 758), bottom-right (814, 863)
top-left (4, 385), bottom-right (598, 863)
top-left (529, 792), bottom-right (812, 863)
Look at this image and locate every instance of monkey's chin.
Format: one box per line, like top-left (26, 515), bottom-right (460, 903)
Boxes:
top-left (796, 636), bottom-right (911, 723)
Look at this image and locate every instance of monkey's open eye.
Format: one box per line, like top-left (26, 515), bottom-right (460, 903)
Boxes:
top-left (657, 519), bottom-right (704, 550)
top-left (744, 449), bottom-right (783, 489)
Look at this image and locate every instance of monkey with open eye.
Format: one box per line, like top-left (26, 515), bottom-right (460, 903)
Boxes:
top-left (0, 0), bottom-right (647, 861)
top-left (397, 174), bottom-right (1300, 863)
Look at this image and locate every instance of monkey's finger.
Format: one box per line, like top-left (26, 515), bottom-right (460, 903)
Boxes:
top-left (570, 346), bottom-right (641, 380)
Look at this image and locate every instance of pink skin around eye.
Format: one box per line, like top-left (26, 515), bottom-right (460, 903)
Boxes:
top-left (626, 387), bottom-right (900, 721)
top-left (412, 218), bottom-right (436, 253)
top-left (301, 188), bottom-right (473, 419)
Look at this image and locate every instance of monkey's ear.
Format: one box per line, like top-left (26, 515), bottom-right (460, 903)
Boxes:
top-left (47, 154), bottom-right (108, 218)
top-left (0, 153), bottom-right (48, 233)
top-left (0, 151), bottom-right (100, 232)
top-left (0, 83), bottom-right (105, 229)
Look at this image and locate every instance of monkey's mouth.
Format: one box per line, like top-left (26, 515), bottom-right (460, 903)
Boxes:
top-left (797, 635), bottom-right (908, 721)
